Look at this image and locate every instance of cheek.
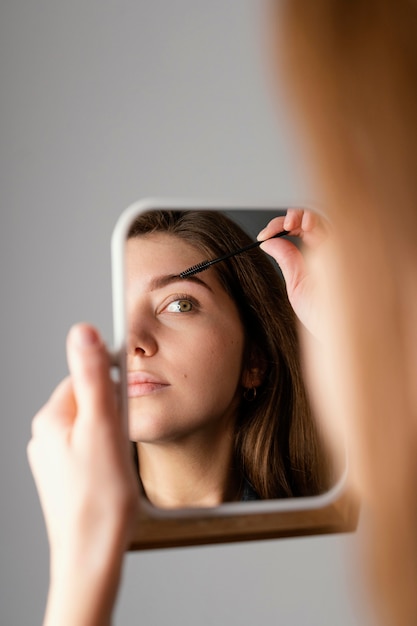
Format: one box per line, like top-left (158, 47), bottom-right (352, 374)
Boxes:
top-left (186, 331), bottom-right (244, 389)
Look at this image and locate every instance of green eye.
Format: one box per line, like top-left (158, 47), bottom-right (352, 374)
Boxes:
top-left (166, 299), bottom-right (193, 313)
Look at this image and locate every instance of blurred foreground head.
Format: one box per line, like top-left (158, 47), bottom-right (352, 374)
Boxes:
top-left (270, 2), bottom-right (417, 625)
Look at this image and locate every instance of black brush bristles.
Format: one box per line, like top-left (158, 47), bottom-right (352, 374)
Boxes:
top-left (178, 229), bottom-right (289, 279)
top-left (179, 259), bottom-right (216, 278)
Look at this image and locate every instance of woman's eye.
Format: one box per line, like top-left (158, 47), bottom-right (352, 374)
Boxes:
top-left (166, 299), bottom-right (194, 313)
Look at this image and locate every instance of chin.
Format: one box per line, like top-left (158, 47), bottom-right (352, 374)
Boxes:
top-left (128, 419), bottom-right (176, 444)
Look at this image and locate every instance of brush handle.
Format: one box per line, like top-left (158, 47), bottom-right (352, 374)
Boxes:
top-left (214, 229), bottom-right (289, 261)
top-left (179, 229), bottom-right (289, 278)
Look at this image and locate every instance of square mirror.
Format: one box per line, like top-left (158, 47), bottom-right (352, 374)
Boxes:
top-left (111, 199), bottom-right (359, 550)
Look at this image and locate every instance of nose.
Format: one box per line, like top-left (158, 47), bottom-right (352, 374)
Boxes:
top-left (127, 327), bottom-right (158, 358)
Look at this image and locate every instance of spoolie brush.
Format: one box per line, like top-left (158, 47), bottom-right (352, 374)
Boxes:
top-left (178, 229), bottom-right (289, 279)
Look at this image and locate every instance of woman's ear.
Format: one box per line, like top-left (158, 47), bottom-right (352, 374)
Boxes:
top-left (241, 345), bottom-right (267, 388)
top-left (241, 364), bottom-right (264, 389)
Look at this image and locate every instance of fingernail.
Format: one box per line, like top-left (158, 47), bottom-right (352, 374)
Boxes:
top-left (71, 325), bottom-right (99, 348)
top-left (257, 227), bottom-right (267, 241)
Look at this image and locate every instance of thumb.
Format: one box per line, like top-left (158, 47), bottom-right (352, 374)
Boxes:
top-left (66, 324), bottom-right (116, 423)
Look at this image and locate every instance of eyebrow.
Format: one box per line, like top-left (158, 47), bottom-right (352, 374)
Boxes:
top-left (148, 273), bottom-right (214, 293)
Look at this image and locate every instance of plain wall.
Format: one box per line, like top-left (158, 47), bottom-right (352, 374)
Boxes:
top-left (1, 2), bottom-right (372, 624)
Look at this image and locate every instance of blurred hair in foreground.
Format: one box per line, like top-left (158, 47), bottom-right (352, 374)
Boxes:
top-left (270, 1), bottom-right (417, 624)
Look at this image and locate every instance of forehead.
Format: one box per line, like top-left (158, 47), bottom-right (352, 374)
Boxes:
top-left (125, 232), bottom-right (222, 291)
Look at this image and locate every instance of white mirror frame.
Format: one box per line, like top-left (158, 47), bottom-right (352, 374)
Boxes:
top-left (111, 198), bottom-right (359, 551)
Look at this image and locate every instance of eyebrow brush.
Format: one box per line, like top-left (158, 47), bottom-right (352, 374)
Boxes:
top-left (178, 229), bottom-right (289, 279)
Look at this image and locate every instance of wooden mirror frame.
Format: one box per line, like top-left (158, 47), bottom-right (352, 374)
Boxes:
top-left (111, 198), bottom-right (359, 551)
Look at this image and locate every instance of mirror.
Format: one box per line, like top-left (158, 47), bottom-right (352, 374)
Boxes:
top-left (112, 199), bottom-right (358, 550)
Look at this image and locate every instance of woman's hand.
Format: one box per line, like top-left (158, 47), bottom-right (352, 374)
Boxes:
top-left (27, 324), bottom-right (139, 626)
top-left (257, 208), bottom-right (328, 339)
top-left (259, 208), bottom-right (347, 459)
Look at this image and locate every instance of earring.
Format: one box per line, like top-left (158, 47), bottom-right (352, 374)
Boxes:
top-left (243, 386), bottom-right (257, 402)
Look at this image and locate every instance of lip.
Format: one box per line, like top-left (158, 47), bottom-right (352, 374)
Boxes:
top-left (127, 371), bottom-right (170, 398)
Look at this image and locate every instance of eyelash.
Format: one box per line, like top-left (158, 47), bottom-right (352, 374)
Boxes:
top-left (162, 293), bottom-right (199, 313)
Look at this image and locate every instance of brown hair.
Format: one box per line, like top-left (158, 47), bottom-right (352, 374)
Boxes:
top-left (128, 209), bottom-right (332, 499)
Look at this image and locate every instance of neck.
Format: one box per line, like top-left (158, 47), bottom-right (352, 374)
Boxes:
top-left (136, 423), bottom-right (240, 508)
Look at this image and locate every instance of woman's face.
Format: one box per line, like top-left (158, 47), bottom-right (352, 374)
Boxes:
top-left (125, 233), bottom-right (246, 444)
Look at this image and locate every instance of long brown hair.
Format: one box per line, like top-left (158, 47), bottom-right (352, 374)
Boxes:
top-left (128, 209), bottom-right (332, 499)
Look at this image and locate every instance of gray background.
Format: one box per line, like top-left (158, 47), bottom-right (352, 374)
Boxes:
top-left (1, 1), bottom-right (373, 624)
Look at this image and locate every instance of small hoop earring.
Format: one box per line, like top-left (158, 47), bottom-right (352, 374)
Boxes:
top-left (243, 386), bottom-right (257, 402)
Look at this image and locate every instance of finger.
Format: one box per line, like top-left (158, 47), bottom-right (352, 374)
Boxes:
top-left (257, 210), bottom-right (306, 242)
top-left (283, 208), bottom-right (305, 232)
top-left (301, 209), bottom-right (317, 232)
top-left (260, 238), bottom-right (306, 294)
top-left (257, 216), bottom-right (286, 241)
top-left (285, 208), bottom-right (328, 247)
top-left (66, 324), bottom-right (116, 424)
top-left (31, 377), bottom-right (75, 439)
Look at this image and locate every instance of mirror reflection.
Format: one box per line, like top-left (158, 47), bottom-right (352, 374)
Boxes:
top-left (125, 208), bottom-right (335, 509)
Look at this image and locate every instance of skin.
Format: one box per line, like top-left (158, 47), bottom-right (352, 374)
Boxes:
top-left (126, 233), bottom-right (246, 444)
top-left (258, 208), bottom-right (329, 340)
top-left (125, 233), bottom-right (258, 507)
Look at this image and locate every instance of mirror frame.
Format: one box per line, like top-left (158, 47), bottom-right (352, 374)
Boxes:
top-left (111, 198), bottom-right (359, 551)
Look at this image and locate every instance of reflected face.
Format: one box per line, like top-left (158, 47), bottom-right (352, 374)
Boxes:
top-left (126, 233), bottom-right (246, 444)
